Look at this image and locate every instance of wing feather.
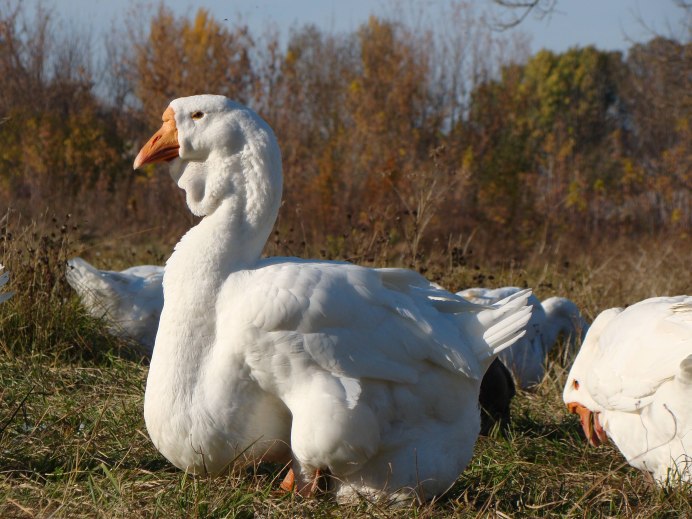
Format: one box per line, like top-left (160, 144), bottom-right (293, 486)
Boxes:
top-left (228, 260), bottom-right (519, 390)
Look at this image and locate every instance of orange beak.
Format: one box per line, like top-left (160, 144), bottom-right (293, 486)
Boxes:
top-left (133, 107), bottom-right (180, 169)
top-left (567, 402), bottom-right (608, 447)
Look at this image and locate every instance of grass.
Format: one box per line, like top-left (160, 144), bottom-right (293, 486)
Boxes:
top-left (0, 214), bottom-right (691, 517)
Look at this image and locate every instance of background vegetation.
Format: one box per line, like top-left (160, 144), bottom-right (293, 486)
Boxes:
top-left (1, 1), bottom-right (689, 257)
top-left (0, 0), bottom-right (690, 516)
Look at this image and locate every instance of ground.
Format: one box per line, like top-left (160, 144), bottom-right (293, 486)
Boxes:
top-left (0, 224), bottom-right (690, 518)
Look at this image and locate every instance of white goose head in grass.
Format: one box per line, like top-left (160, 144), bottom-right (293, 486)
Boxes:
top-left (563, 297), bottom-right (692, 485)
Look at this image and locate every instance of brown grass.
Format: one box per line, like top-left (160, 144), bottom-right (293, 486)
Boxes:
top-left (0, 212), bottom-right (690, 518)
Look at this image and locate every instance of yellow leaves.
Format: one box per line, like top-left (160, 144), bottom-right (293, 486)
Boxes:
top-left (182, 9), bottom-right (226, 63)
top-left (191, 9), bottom-right (214, 39)
top-left (285, 49), bottom-right (297, 67)
top-left (566, 180), bottom-right (587, 212)
top-left (593, 178), bottom-right (605, 194)
top-left (675, 117), bottom-right (689, 133)
top-left (131, 6), bottom-right (254, 124)
top-left (620, 158), bottom-right (644, 189)
top-left (461, 147), bottom-right (474, 176)
top-left (348, 79), bottom-right (361, 94)
top-left (135, 164), bottom-right (158, 180)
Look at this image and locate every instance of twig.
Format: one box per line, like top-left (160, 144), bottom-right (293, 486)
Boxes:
top-left (0, 384), bottom-right (35, 435)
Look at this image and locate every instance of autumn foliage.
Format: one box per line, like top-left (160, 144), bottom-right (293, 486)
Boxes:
top-left (0, 2), bottom-right (689, 266)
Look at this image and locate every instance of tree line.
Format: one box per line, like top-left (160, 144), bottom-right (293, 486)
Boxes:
top-left (0, 1), bottom-right (689, 265)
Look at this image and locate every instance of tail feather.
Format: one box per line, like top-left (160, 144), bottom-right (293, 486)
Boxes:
top-left (478, 289), bottom-right (533, 358)
top-left (66, 257), bottom-right (162, 354)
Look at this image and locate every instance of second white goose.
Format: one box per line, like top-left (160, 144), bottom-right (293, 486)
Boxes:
top-left (66, 257), bottom-right (163, 354)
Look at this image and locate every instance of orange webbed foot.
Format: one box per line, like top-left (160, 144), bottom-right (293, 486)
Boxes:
top-left (278, 467), bottom-right (328, 497)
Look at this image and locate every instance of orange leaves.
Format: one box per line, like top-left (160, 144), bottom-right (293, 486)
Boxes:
top-left (128, 5), bottom-right (255, 125)
top-left (0, 2), bottom-right (690, 253)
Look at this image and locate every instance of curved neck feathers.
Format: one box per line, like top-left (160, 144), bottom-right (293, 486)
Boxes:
top-left (157, 145), bottom-right (282, 348)
top-left (166, 198), bottom-right (270, 291)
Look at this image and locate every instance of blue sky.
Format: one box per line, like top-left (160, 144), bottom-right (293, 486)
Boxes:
top-left (32, 0), bottom-right (685, 54)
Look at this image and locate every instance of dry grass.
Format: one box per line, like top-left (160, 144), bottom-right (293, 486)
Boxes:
top-left (0, 214), bottom-right (690, 518)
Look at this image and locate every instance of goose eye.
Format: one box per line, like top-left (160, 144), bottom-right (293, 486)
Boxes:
top-left (191, 111), bottom-right (205, 120)
top-left (573, 380), bottom-right (580, 390)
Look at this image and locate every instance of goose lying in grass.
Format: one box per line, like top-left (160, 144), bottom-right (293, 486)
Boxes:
top-left (66, 257), bottom-right (163, 354)
top-left (63, 259), bottom-right (517, 436)
top-left (65, 258), bottom-right (516, 435)
top-left (133, 95), bottom-right (533, 503)
top-left (0, 264), bottom-right (12, 303)
top-left (458, 287), bottom-right (587, 389)
top-left (563, 296), bottom-right (692, 485)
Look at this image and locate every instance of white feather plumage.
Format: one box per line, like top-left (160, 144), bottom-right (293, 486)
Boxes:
top-left (66, 257), bottom-right (163, 354)
top-left (563, 296), bottom-right (692, 485)
top-left (137, 95), bottom-right (533, 502)
top-left (458, 287), bottom-right (587, 389)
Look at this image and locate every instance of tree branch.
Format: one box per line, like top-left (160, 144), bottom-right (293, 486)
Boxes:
top-left (490, 0), bottom-right (558, 30)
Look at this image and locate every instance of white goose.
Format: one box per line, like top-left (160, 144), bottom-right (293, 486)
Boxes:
top-left (134, 95), bottom-right (532, 502)
top-left (66, 257), bottom-right (163, 354)
top-left (563, 296), bottom-right (692, 485)
top-left (0, 264), bottom-right (12, 303)
top-left (458, 287), bottom-right (587, 389)
top-left (63, 260), bottom-right (515, 433)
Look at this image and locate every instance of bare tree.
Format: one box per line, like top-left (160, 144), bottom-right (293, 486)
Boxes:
top-left (490, 0), bottom-right (558, 29)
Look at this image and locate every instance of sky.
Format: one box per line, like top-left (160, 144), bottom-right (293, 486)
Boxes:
top-left (28, 0), bottom-right (686, 55)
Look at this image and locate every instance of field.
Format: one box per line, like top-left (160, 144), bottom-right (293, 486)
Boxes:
top-left (1, 215), bottom-right (690, 518)
top-left (0, 0), bottom-right (690, 515)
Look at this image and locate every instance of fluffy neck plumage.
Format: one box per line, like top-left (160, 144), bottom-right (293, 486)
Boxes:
top-left (153, 142), bottom-right (282, 358)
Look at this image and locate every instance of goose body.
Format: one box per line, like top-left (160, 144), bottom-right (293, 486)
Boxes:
top-left (136, 95), bottom-right (533, 502)
top-left (68, 259), bottom-right (517, 436)
top-left (563, 296), bottom-right (692, 484)
top-left (0, 264), bottom-right (12, 303)
top-left (458, 287), bottom-right (587, 388)
top-left (66, 257), bottom-right (163, 353)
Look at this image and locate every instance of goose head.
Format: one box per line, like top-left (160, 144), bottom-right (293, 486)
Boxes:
top-left (563, 307), bottom-right (621, 447)
top-left (134, 95), bottom-right (282, 223)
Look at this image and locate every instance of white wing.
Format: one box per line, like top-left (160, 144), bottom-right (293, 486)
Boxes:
top-left (223, 260), bottom-right (531, 389)
top-left (458, 286), bottom-right (549, 388)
